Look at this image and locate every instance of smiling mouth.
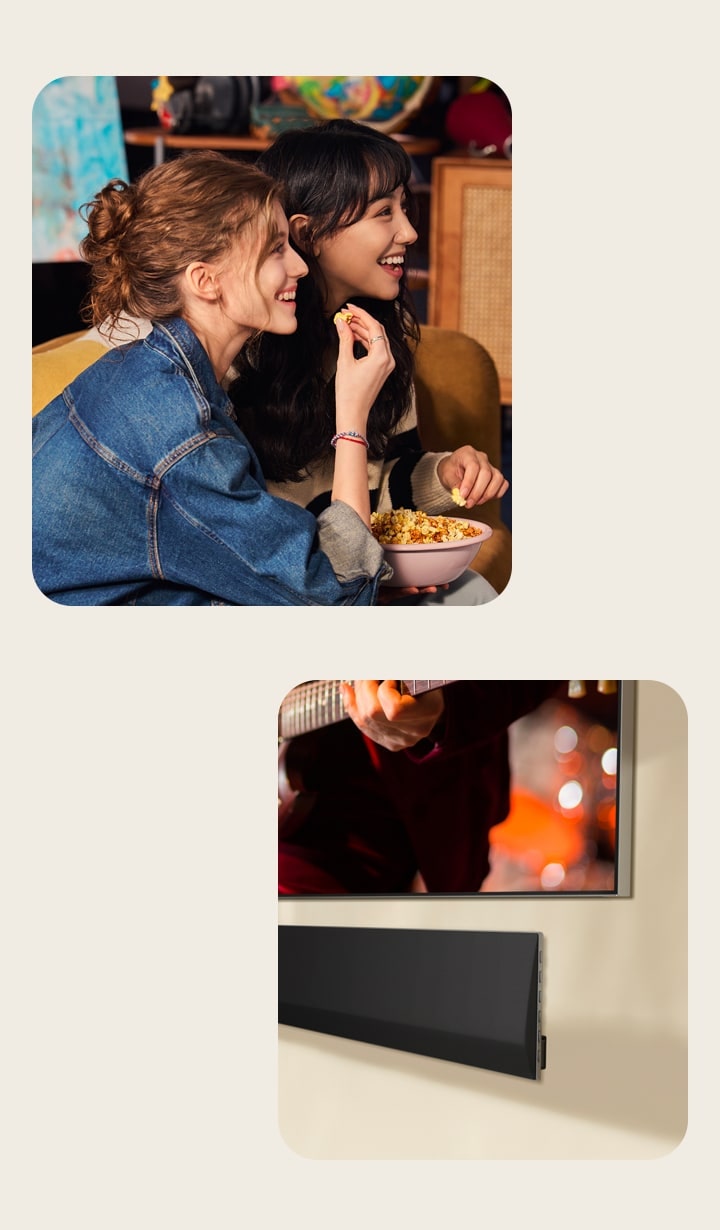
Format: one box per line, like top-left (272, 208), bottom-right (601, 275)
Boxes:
top-left (379, 256), bottom-right (405, 269)
top-left (276, 290), bottom-right (296, 302)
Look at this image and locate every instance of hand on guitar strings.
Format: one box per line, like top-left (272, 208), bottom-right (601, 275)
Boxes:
top-left (339, 680), bottom-right (446, 752)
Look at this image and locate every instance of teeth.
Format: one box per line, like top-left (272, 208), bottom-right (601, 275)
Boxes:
top-left (276, 291), bottom-right (296, 301)
top-left (380, 255), bottom-right (404, 266)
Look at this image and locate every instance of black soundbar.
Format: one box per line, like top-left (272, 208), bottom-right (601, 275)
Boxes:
top-left (279, 926), bottom-right (545, 1080)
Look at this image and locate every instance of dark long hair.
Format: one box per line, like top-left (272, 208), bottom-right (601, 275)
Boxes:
top-left (228, 120), bottom-right (421, 482)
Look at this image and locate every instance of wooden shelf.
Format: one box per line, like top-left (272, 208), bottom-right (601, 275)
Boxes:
top-left (124, 128), bottom-right (440, 165)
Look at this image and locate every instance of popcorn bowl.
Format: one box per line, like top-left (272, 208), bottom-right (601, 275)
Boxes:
top-left (374, 513), bottom-right (493, 588)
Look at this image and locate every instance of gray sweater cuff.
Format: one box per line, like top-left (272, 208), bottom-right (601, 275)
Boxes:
top-left (317, 502), bottom-right (393, 584)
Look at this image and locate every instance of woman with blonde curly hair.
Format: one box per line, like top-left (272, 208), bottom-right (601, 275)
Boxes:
top-left (32, 151), bottom-right (393, 605)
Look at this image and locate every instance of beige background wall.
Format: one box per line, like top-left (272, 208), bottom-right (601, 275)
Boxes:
top-left (278, 680), bottom-right (687, 1159)
top-left (16, 17), bottom-right (713, 1221)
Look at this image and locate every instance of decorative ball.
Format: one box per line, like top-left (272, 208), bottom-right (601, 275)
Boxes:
top-left (270, 76), bottom-right (437, 133)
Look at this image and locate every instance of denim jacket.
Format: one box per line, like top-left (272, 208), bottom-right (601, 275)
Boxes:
top-left (32, 318), bottom-right (391, 605)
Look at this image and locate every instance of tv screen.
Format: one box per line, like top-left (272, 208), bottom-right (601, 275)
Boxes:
top-left (278, 680), bottom-right (635, 897)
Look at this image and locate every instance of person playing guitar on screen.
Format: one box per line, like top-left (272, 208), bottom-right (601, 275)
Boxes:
top-left (339, 679), bottom-right (447, 752)
top-left (278, 679), bottom-right (561, 896)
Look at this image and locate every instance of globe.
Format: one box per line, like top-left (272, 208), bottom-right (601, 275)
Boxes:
top-left (270, 76), bottom-right (437, 133)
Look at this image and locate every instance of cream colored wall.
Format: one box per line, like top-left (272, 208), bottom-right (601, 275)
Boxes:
top-left (277, 680), bottom-right (687, 1159)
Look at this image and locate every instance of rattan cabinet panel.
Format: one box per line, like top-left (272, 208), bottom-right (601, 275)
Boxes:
top-left (428, 157), bottom-right (511, 404)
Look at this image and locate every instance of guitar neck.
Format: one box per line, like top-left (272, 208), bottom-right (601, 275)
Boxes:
top-left (278, 680), bottom-right (455, 740)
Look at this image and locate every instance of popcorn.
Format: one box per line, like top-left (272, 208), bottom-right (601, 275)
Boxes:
top-left (334, 309), bottom-right (353, 324)
top-left (370, 508), bottom-right (483, 545)
top-left (451, 486), bottom-right (466, 506)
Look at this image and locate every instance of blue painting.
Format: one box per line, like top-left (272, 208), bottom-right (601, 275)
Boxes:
top-left (32, 76), bottom-right (128, 263)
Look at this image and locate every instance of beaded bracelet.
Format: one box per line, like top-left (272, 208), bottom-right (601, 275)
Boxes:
top-left (331, 431), bottom-right (369, 449)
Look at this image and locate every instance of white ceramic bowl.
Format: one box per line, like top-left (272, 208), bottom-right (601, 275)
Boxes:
top-left (379, 518), bottom-right (493, 588)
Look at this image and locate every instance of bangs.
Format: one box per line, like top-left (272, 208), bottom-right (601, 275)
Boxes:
top-left (336, 143), bottom-right (412, 229)
top-left (256, 120), bottom-right (416, 241)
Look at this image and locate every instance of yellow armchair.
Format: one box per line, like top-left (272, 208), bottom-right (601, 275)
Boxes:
top-left (32, 331), bottom-right (106, 417)
top-left (413, 326), bottom-right (511, 594)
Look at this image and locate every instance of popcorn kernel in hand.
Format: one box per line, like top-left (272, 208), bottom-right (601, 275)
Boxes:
top-left (334, 309), bottom-right (353, 325)
top-left (451, 486), bottom-right (467, 506)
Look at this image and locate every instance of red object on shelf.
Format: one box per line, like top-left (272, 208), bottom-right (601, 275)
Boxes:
top-left (445, 91), bottom-right (512, 157)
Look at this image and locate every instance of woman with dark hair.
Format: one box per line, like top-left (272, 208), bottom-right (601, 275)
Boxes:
top-left (32, 151), bottom-right (394, 605)
top-left (229, 120), bottom-right (508, 604)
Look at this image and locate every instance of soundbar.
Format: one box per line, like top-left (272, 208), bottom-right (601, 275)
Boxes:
top-left (279, 926), bottom-right (545, 1080)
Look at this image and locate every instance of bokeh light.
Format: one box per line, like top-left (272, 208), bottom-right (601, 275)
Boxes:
top-left (601, 746), bottom-right (617, 775)
top-left (540, 862), bottom-right (566, 889)
top-left (554, 725), bottom-right (578, 755)
top-left (558, 780), bottom-right (583, 810)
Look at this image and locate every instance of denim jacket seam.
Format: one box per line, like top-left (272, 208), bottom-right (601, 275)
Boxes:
top-left (147, 485), bottom-right (163, 579)
top-left (154, 430), bottom-right (228, 476)
top-left (150, 323), bottom-right (213, 416)
top-left (146, 322), bottom-right (241, 429)
top-left (68, 404), bottom-right (153, 486)
top-left (69, 400), bottom-right (229, 484)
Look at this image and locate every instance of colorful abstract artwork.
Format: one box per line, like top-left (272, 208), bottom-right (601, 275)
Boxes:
top-left (32, 76), bottom-right (128, 263)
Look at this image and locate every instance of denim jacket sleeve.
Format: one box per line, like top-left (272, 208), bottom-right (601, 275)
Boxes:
top-left (157, 431), bottom-right (393, 606)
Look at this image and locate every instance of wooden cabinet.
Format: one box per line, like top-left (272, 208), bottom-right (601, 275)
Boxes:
top-left (428, 157), bottom-right (511, 404)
